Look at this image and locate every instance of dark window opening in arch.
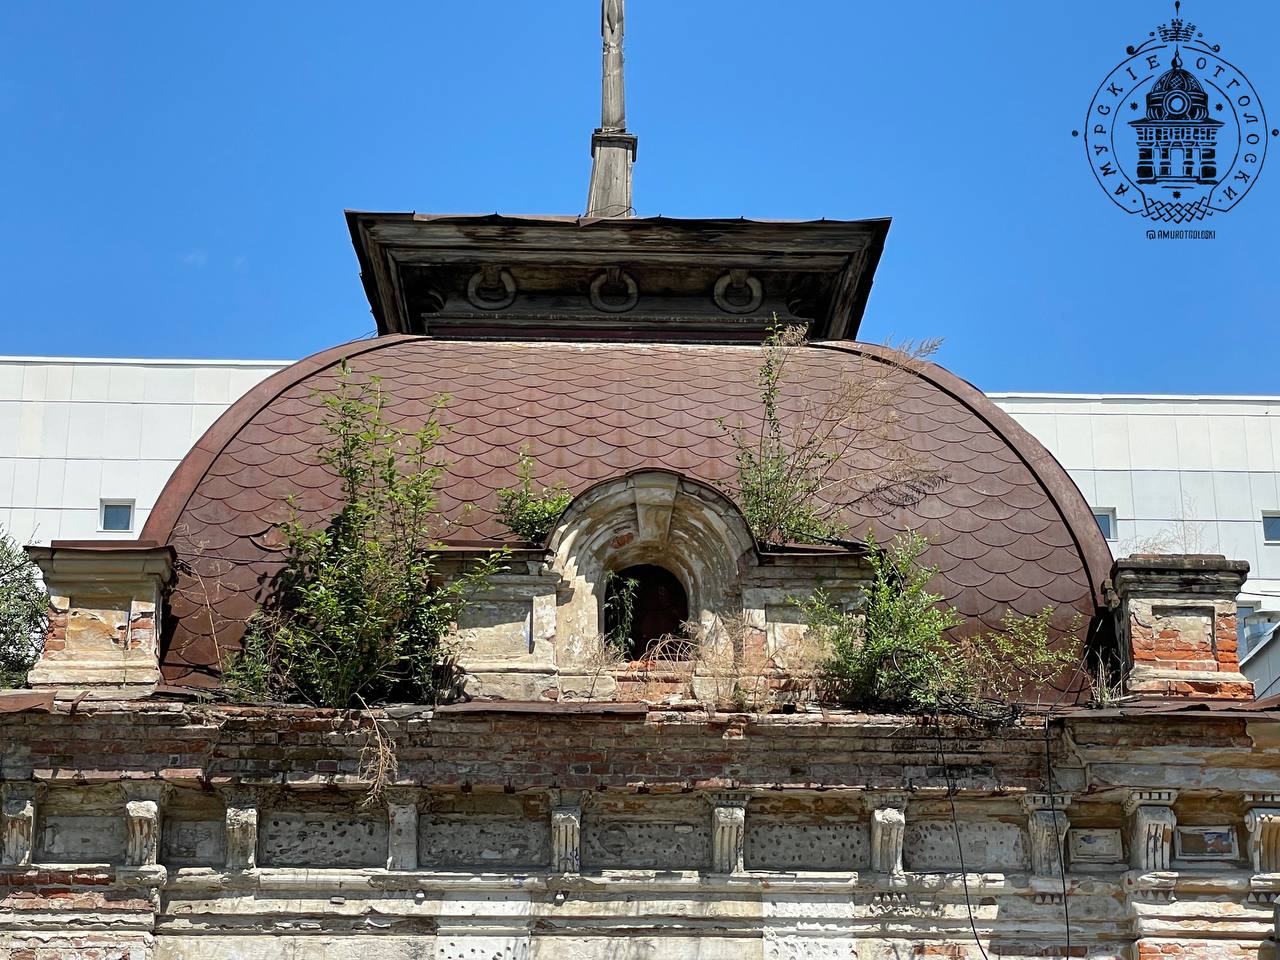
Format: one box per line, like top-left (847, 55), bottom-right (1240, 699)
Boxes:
top-left (603, 564), bottom-right (690, 659)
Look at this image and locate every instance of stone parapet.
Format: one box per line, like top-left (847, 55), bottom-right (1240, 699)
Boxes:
top-left (1112, 554), bottom-right (1253, 700)
top-left (0, 701), bottom-right (1278, 957)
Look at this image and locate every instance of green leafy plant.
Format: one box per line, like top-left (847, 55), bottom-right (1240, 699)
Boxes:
top-left (601, 570), bottom-right (639, 653)
top-left (948, 606), bottom-right (1082, 708)
top-left (222, 363), bottom-right (506, 708)
top-left (801, 530), bottom-right (1079, 716)
top-left (720, 322), bottom-right (947, 545)
top-left (495, 448), bottom-right (573, 542)
top-left (0, 527), bottom-right (47, 689)
top-left (803, 530), bottom-right (962, 710)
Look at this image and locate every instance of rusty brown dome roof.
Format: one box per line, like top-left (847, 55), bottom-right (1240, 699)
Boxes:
top-left (144, 335), bottom-right (1112, 688)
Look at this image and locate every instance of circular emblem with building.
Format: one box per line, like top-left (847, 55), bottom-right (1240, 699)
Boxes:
top-left (1081, 4), bottom-right (1271, 223)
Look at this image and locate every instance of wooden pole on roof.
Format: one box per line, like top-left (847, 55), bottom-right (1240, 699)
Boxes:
top-left (585, 0), bottom-right (638, 218)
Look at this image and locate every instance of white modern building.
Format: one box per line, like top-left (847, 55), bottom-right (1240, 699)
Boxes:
top-left (993, 393), bottom-right (1280, 697)
top-left (0, 358), bottom-right (287, 545)
top-left (2, 358), bottom-right (1279, 692)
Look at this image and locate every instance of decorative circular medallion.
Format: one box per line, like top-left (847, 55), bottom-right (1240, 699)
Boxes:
top-left (712, 271), bottom-right (764, 315)
top-left (589, 269), bottom-right (639, 313)
top-left (466, 266), bottom-right (517, 311)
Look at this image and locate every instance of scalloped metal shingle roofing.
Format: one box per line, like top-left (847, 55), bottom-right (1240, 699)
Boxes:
top-left (143, 335), bottom-right (1112, 688)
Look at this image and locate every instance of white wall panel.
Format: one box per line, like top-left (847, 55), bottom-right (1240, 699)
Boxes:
top-left (1175, 417), bottom-right (1213, 470)
top-left (106, 365), bottom-right (146, 402)
top-left (143, 366), bottom-right (196, 403)
top-left (1092, 471), bottom-right (1135, 519)
top-left (1210, 472), bottom-right (1255, 522)
top-left (1126, 415), bottom-right (1181, 470)
top-left (62, 460), bottom-right (103, 505)
top-left (1207, 416), bottom-right (1250, 471)
top-left (43, 365), bottom-right (73, 401)
top-left (65, 402), bottom-right (108, 461)
top-left (101, 403), bottom-right (144, 459)
top-left (34, 460), bottom-right (66, 508)
top-left (1244, 416), bottom-right (1278, 471)
top-left (1130, 471), bottom-right (1182, 521)
top-left (100, 459), bottom-right (140, 500)
top-left (18, 365), bottom-right (47, 401)
top-left (11, 460), bottom-right (38, 507)
top-left (1089, 414), bottom-right (1131, 470)
top-left (38, 403), bottom-right (70, 457)
top-left (70, 365), bottom-right (111, 401)
top-left (140, 406), bottom-right (194, 459)
top-left (1051, 415), bottom-right (1093, 468)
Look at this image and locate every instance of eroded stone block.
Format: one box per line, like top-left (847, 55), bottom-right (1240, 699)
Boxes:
top-left (746, 818), bottom-right (870, 872)
top-left (162, 818), bottom-right (225, 867)
top-left (38, 814), bottom-right (126, 863)
top-left (903, 820), bottom-right (1029, 872)
top-left (420, 815), bottom-right (549, 870)
top-left (582, 799), bottom-right (710, 870)
top-left (260, 811), bottom-right (387, 868)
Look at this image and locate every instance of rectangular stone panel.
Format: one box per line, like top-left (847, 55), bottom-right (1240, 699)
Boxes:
top-left (745, 817), bottom-right (870, 871)
top-left (903, 820), bottom-right (1029, 872)
top-left (419, 815), bottom-right (550, 870)
top-left (1174, 825), bottom-right (1238, 861)
top-left (581, 798), bottom-right (710, 870)
top-left (456, 599), bottom-right (533, 658)
top-left (162, 818), bottom-right (226, 867)
top-left (259, 812), bottom-right (387, 868)
top-left (1068, 827), bottom-right (1123, 864)
top-left (38, 814), bottom-right (126, 863)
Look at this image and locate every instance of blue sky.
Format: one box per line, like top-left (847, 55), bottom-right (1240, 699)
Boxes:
top-left (0, 1), bottom-right (1275, 394)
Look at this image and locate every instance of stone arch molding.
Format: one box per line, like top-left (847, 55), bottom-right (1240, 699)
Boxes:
top-left (547, 471), bottom-right (757, 656)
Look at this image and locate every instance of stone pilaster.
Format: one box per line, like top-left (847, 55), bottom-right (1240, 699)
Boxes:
top-left (551, 793), bottom-right (582, 874)
top-left (710, 793), bottom-right (748, 874)
top-left (25, 542), bottom-right (174, 700)
top-left (1, 782), bottom-right (38, 867)
top-left (1022, 794), bottom-right (1071, 879)
top-left (386, 788), bottom-right (420, 871)
top-left (1112, 555), bottom-right (1252, 700)
top-left (1125, 789), bottom-right (1178, 872)
top-left (870, 792), bottom-right (908, 876)
top-left (1245, 794), bottom-right (1280, 874)
top-left (221, 785), bottom-right (260, 872)
top-left (122, 782), bottom-right (169, 867)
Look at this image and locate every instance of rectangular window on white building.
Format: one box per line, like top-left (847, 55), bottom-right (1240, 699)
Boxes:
top-left (1093, 508), bottom-right (1117, 541)
top-left (1264, 513), bottom-right (1280, 544)
top-left (100, 500), bottom-right (135, 532)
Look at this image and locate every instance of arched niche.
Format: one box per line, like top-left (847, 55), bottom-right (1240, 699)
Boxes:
top-left (547, 471), bottom-right (757, 662)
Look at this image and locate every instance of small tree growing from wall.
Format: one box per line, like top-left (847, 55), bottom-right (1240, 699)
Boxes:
top-left (801, 531), bottom-right (1080, 718)
top-left (224, 364), bottom-right (506, 708)
top-left (0, 527), bottom-right (47, 688)
top-left (495, 447), bottom-right (573, 542)
top-left (720, 323), bottom-right (948, 545)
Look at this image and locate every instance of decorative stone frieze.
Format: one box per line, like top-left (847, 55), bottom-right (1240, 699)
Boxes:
top-left (25, 541), bottom-right (175, 699)
top-left (710, 793), bottom-right (748, 874)
top-left (386, 787), bottom-right (420, 871)
top-left (551, 793), bottom-right (582, 874)
top-left (1021, 793), bottom-right (1071, 879)
top-left (122, 782), bottom-right (169, 867)
top-left (1125, 789), bottom-right (1178, 872)
top-left (1245, 794), bottom-right (1280, 874)
top-left (869, 792), bottom-right (908, 876)
top-left (1112, 555), bottom-right (1253, 700)
top-left (220, 785), bottom-right (260, 872)
top-left (1, 782), bottom-right (37, 867)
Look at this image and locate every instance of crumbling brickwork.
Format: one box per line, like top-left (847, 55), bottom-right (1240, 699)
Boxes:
top-left (2, 700), bottom-right (1279, 958)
